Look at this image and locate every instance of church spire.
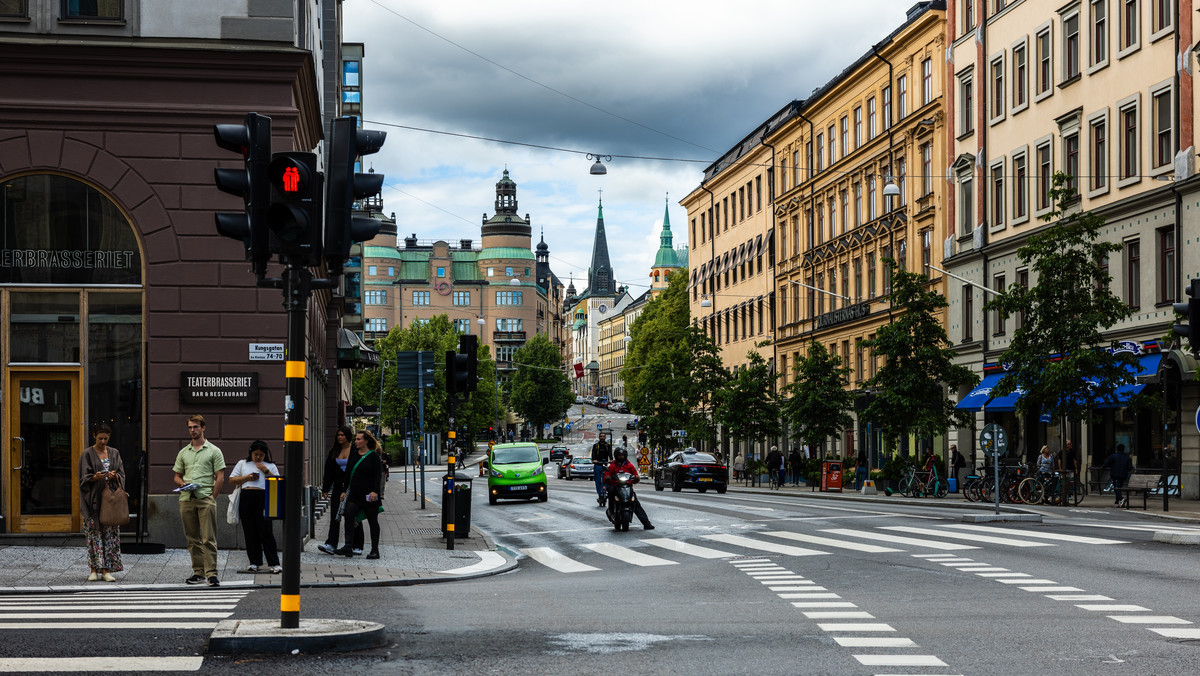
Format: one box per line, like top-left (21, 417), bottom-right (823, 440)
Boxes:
top-left (653, 194), bottom-right (680, 269)
top-left (587, 195), bottom-right (615, 296)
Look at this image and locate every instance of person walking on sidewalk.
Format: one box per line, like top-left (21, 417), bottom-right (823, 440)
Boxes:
top-left (766, 446), bottom-right (784, 488)
top-left (854, 448), bottom-right (868, 490)
top-left (337, 430), bottom-right (384, 559)
top-left (229, 441), bottom-right (282, 574)
top-left (318, 425), bottom-right (361, 555)
top-left (790, 448), bottom-right (805, 487)
top-left (78, 422), bottom-right (124, 583)
top-left (1102, 444), bottom-right (1135, 507)
top-left (173, 414), bottom-right (225, 587)
top-left (732, 452), bottom-right (745, 481)
top-left (950, 445), bottom-right (966, 488)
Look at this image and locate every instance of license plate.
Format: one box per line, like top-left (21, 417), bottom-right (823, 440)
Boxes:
top-left (698, 478), bottom-right (713, 482)
top-left (509, 485), bottom-right (528, 491)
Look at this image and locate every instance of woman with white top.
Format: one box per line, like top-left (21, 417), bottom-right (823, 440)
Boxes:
top-left (229, 440), bottom-right (281, 573)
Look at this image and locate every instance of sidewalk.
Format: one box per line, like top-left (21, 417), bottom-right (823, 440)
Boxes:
top-left (0, 463), bottom-right (517, 594)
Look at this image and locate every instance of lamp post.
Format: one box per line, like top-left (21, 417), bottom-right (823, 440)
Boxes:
top-left (587, 154), bottom-right (612, 175)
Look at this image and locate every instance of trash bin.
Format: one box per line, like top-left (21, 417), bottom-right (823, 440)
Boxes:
top-left (820, 461), bottom-right (843, 493)
top-left (441, 471), bottom-right (473, 539)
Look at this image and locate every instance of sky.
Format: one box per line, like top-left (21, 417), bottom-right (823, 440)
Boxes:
top-left (344, 0), bottom-right (913, 298)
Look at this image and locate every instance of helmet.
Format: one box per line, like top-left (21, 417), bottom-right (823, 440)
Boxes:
top-left (615, 448), bottom-right (628, 462)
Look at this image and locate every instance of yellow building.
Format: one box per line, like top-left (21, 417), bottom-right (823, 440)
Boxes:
top-left (771, 1), bottom-right (949, 459)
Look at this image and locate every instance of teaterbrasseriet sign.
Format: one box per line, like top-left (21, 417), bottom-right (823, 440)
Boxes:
top-left (180, 372), bottom-right (259, 404)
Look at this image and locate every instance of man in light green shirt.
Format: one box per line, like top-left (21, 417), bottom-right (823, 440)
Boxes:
top-left (173, 414), bottom-right (225, 586)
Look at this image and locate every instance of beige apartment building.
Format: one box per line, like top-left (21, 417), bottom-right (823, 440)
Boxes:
top-left (945, 0), bottom-right (1199, 497)
top-left (771, 1), bottom-right (949, 462)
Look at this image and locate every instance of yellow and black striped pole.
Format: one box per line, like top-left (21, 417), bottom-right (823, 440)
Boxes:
top-left (279, 266), bottom-right (312, 629)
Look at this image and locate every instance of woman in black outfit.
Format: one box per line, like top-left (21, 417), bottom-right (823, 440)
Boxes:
top-left (318, 426), bottom-right (362, 554)
top-left (336, 430), bottom-right (383, 559)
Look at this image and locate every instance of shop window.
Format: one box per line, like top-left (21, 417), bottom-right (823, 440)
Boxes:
top-left (61, 0), bottom-right (122, 20)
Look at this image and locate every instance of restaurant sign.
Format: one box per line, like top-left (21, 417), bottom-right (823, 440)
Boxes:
top-left (816, 302), bottom-right (871, 330)
top-left (180, 372), bottom-right (259, 404)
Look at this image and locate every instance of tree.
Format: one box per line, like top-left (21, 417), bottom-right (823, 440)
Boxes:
top-left (984, 173), bottom-right (1140, 437)
top-left (509, 333), bottom-right (572, 436)
top-left (780, 340), bottom-right (854, 457)
top-left (863, 263), bottom-right (977, 454)
top-left (715, 351), bottom-right (781, 461)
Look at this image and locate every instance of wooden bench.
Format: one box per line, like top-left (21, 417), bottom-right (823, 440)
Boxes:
top-left (1120, 474), bottom-right (1160, 510)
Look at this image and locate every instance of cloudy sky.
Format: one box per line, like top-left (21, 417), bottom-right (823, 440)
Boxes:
top-left (344, 0), bottom-right (912, 297)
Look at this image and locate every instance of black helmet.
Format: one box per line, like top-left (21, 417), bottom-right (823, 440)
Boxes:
top-left (615, 448), bottom-right (628, 462)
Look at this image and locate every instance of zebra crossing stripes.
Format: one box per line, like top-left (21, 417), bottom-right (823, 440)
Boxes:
top-left (701, 533), bottom-right (827, 556)
top-left (879, 525), bottom-right (1050, 547)
top-left (818, 528), bottom-right (979, 550)
top-left (759, 531), bottom-right (901, 553)
top-left (0, 589), bottom-right (251, 631)
top-left (580, 542), bottom-right (677, 566)
top-left (640, 538), bottom-right (735, 559)
top-left (0, 657), bottom-right (204, 672)
top-left (943, 524), bottom-right (1128, 544)
top-left (519, 546), bottom-right (600, 573)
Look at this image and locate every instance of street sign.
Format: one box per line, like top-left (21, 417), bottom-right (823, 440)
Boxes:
top-left (979, 423), bottom-right (1008, 456)
top-left (596, 424), bottom-right (602, 431)
top-left (396, 351), bottom-right (436, 389)
top-left (672, 430), bottom-right (687, 438)
top-left (1195, 403), bottom-right (1200, 434)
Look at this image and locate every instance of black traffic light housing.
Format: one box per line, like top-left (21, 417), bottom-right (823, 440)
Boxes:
top-left (1173, 278), bottom-right (1200, 353)
top-left (264, 151), bottom-right (322, 265)
top-left (213, 112), bottom-right (271, 274)
top-left (326, 116), bottom-right (386, 274)
top-left (445, 334), bottom-right (479, 397)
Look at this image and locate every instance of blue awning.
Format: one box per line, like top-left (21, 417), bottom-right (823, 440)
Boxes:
top-left (958, 353), bottom-right (1162, 413)
top-left (1090, 352), bottom-right (1161, 408)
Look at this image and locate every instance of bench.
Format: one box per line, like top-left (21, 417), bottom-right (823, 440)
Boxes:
top-left (1120, 474), bottom-right (1161, 510)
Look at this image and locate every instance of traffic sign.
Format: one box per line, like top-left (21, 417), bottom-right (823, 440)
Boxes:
top-left (672, 430), bottom-right (687, 438)
top-left (979, 423), bottom-right (1008, 456)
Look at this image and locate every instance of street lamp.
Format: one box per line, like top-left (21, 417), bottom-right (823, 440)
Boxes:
top-left (587, 154), bottom-right (612, 175)
top-left (700, 294), bottom-right (712, 308)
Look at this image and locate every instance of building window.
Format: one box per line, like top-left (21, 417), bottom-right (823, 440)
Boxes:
top-left (1091, 0), bottom-right (1108, 67)
top-left (898, 75), bottom-right (908, 119)
top-left (756, 176), bottom-right (763, 211)
top-left (816, 273), bottom-right (825, 315)
top-left (1120, 100), bottom-right (1139, 180)
top-left (1152, 0), bottom-right (1173, 35)
top-left (1064, 133), bottom-right (1081, 192)
top-left (816, 134), bottom-right (824, 172)
top-left (1017, 269), bottom-right (1029, 328)
top-left (1090, 116), bottom-right (1109, 192)
top-left (867, 252), bottom-right (877, 299)
top-left (958, 174), bottom-right (974, 237)
top-left (1, 1), bottom-right (28, 18)
top-left (61, 0), bottom-right (122, 19)
top-left (1013, 152), bottom-right (1028, 221)
top-left (958, 72), bottom-right (974, 135)
top-left (921, 144), bottom-right (933, 196)
top-left (854, 183), bottom-right (863, 227)
top-left (896, 157), bottom-right (907, 205)
top-left (1063, 11), bottom-right (1081, 80)
top-left (367, 265), bottom-right (377, 276)
top-left (990, 56), bottom-right (1006, 122)
top-left (867, 175), bottom-right (877, 221)
top-left (993, 274), bottom-right (1007, 335)
top-left (496, 290), bottom-right (523, 305)
top-left (883, 85), bottom-right (893, 129)
top-left (453, 318), bottom-right (472, 334)
top-left (1125, 238), bottom-right (1141, 308)
top-left (495, 318), bottom-right (523, 332)
top-left (921, 230), bottom-right (932, 278)
top-left (804, 277), bottom-right (814, 319)
top-left (840, 116), bottom-right (849, 159)
top-left (922, 58), bottom-right (933, 106)
top-left (854, 258), bottom-right (863, 302)
top-left (1036, 27), bottom-right (1053, 96)
top-left (883, 245), bottom-right (893, 295)
top-left (816, 204), bottom-right (825, 244)
top-left (1119, 0), bottom-right (1139, 52)
top-left (962, 285), bottom-right (974, 342)
top-left (964, 0), bottom-right (976, 32)
top-left (1013, 42), bottom-right (1028, 110)
top-left (365, 290), bottom-right (387, 305)
top-left (867, 97), bottom-right (877, 140)
top-left (828, 125), bottom-right (837, 165)
top-left (854, 107), bottom-right (863, 148)
top-left (856, 339), bottom-right (865, 384)
top-left (1153, 88), bottom-right (1173, 170)
top-left (829, 196), bottom-right (837, 238)
top-left (453, 290), bottom-right (471, 306)
top-left (1036, 141), bottom-right (1053, 211)
top-left (1159, 227), bottom-right (1176, 303)
top-left (412, 290), bottom-right (430, 306)
top-left (991, 162), bottom-right (1005, 226)
top-left (840, 191), bottom-right (849, 233)
top-left (365, 317), bottom-right (387, 332)
top-left (841, 264), bottom-right (851, 307)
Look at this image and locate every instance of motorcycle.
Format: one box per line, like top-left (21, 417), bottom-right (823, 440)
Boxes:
top-left (605, 471), bottom-right (638, 532)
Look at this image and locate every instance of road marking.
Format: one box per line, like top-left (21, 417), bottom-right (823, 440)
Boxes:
top-left (880, 525), bottom-right (1051, 547)
top-left (1075, 523), bottom-right (1200, 534)
top-left (1108, 615), bottom-right (1191, 624)
top-left (749, 574), bottom-right (807, 580)
top-left (581, 542), bottom-right (679, 567)
top-left (818, 622), bottom-right (895, 632)
top-left (931, 557), bottom-right (976, 563)
top-left (1077, 605), bottom-right (1150, 612)
top-left (768, 584), bottom-right (821, 591)
top-left (0, 612), bottom-right (232, 619)
top-left (853, 654), bottom-right (948, 667)
top-left (802, 611), bottom-right (873, 619)
top-left (996, 578), bottom-right (1057, 585)
top-left (958, 567), bottom-right (1009, 572)
top-left (976, 572), bottom-right (1030, 578)
top-left (761, 531), bottom-right (902, 553)
top-left (641, 538), bottom-right (736, 559)
top-left (777, 591), bottom-right (836, 598)
top-left (437, 551), bottom-right (506, 575)
top-left (702, 534), bottom-right (829, 557)
top-left (1046, 594), bottom-right (1113, 601)
top-left (834, 637), bottom-right (916, 648)
top-left (0, 657), bottom-right (204, 672)
top-left (789, 601), bottom-right (858, 608)
top-left (1149, 628), bottom-right (1200, 638)
top-left (1019, 586), bottom-right (1084, 592)
top-left (519, 547), bottom-right (599, 573)
top-left (944, 524), bottom-right (1128, 544)
top-left (820, 528), bottom-right (978, 550)
top-left (0, 604), bottom-right (238, 612)
top-left (0, 622), bottom-right (219, 630)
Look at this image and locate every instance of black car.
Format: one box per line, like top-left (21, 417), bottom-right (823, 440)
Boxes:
top-left (548, 446), bottom-right (569, 462)
top-left (625, 419), bottom-right (638, 430)
top-left (655, 450), bottom-right (728, 494)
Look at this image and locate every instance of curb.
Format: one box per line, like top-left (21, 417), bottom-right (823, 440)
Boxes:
top-left (207, 619), bottom-right (386, 654)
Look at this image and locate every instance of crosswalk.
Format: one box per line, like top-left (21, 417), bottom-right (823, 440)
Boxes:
top-left (516, 523), bottom-right (1134, 574)
top-left (0, 588), bottom-right (252, 630)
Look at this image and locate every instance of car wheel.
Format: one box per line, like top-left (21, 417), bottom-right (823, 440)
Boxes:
top-left (655, 476), bottom-right (664, 492)
top-left (488, 494), bottom-right (497, 505)
top-left (698, 487), bottom-right (707, 493)
top-left (538, 491), bottom-right (548, 502)
top-left (716, 486), bottom-right (727, 494)
top-left (566, 474), bottom-right (572, 480)
top-left (672, 479), bottom-right (683, 493)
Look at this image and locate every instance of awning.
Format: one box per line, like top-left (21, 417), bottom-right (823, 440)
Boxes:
top-left (957, 352), bottom-right (1163, 412)
top-left (1090, 352), bottom-right (1161, 408)
top-left (336, 328), bottom-right (380, 369)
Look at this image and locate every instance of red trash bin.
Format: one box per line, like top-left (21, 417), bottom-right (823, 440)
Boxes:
top-left (821, 461), bottom-right (843, 493)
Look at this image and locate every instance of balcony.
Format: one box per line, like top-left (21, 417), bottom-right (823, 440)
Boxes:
top-left (493, 331), bottom-right (526, 342)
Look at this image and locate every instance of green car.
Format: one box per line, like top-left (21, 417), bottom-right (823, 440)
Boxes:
top-left (486, 442), bottom-right (549, 504)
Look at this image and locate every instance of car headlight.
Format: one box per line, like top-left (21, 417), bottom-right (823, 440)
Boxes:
top-left (532, 465), bottom-right (544, 476)
top-left (489, 469), bottom-right (502, 477)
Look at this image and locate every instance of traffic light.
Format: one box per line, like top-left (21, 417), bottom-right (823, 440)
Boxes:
top-left (325, 116), bottom-right (386, 274)
top-left (265, 151), bottom-right (322, 264)
top-left (213, 112), bottom-right (271, 274)
top-left (1173, 278), bottom-right (1200, 352)
top-left (445, 334), bottom-right (479, 397)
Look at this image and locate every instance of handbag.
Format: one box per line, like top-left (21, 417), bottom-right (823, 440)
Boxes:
top-left (98, 478), bottom-right (131, 527)
top-left (226, 460), bottom-right (243, 525)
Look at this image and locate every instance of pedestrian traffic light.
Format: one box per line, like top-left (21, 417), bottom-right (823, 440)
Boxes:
top-left (265, 151), bottom-right (322, 264)
top-left (213, 112), bottom-right (271, 274)
top-left (325, 116), bottom-right (386, 274)
top-left (1173, 278), bottom-right (1200, 352)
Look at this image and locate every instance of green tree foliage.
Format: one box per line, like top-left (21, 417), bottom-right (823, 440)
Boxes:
top-left (622, 270), bottom-right (729, 449)
top-left (780, 340), bottom-right (854, 455)
top-left (509, 333), bottom-right (572, 435)
top-left (984, 173), bottom-right (1139, 423)
top-left (351, 316), bottom-right (500, 436)
top-left (863, 263), bottom-right (977, 453)
top-left (715, 351), bottom-right (781, 459)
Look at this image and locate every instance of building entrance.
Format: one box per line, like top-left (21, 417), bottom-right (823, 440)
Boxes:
top-left (6, 370), bottom-right (80, 533)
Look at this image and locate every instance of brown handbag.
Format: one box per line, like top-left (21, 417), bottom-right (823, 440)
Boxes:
top-left (98, 478), bottom-right (131, 527)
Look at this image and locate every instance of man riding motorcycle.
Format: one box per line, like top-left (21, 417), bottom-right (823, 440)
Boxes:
top-left (603, 448), bottom-right (654, 530)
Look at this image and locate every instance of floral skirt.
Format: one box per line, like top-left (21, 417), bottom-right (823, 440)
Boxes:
top-left (82, 516), bottom-right (123, 572)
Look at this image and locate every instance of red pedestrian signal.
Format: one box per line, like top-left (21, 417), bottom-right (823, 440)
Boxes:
top-left (266, 152), bottom-right (322, 264)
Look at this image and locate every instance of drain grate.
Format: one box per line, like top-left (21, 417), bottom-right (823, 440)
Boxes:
top-left (408, 527), bottom-right (443, 535)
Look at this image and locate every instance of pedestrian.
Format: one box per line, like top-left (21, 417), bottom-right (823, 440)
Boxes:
top-left (173, 414), bottom-right (226, 587)
top-left (78, 422), bottom-right (124, 583)
top-left (590, 434), bottom-right (613, 505)
top-left (766, 446), bottom-right (784, 488)
top-left (228, 440), bottom-right (281, 574)
top-left (855, 448), bottom-right (868, 490)
top-left (950, 444), bottom-right (966, 487)
top-left (733, 452), bottom-right (745, 481)
top-left (1101, 444), bottom-right (1134, 507)
top-left (1036, 445), bottom-right (1054, 476)
top-left (337, 430), bottom-right (384, 559)
top-left (317, 425), bottom-right (362, 555)
top-left (1057, 439), bottom-right (1080, 475)
top-left (789, 448), bottom-right (805, 486)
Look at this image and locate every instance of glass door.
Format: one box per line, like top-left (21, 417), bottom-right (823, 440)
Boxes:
top-left (7, 372), bottom-right (80, 533)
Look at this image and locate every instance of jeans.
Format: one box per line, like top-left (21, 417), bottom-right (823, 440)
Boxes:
top-left (593, 464), bottom-right (606, 498)
top-left (1112, 476), bottom-right (1128, 504)
top-left (179, 496), bottom-right (218, 578)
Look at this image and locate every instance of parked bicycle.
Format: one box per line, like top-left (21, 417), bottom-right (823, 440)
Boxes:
top-left (897, 465), bottom-right (948, 498)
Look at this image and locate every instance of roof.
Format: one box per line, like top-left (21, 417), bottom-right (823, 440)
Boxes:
top-left (477, 247), bottom-right (536, 261)
top-left (363, 245), bottom-right (402, 260)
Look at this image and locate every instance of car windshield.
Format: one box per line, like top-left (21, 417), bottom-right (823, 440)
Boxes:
top-left (492, 446), bottom-right (541, 464)
top-left (681, 453), bottom-right (719, 464)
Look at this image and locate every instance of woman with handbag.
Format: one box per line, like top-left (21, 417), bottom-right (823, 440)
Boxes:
top-left (335, 430), bottom-right (384, 560)
top-left (317, 426), bottom-right (362, 555)
top-left (78, 422), bottom-right (124, 582)
top-left (228, 440), bottom-right (282, 574)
